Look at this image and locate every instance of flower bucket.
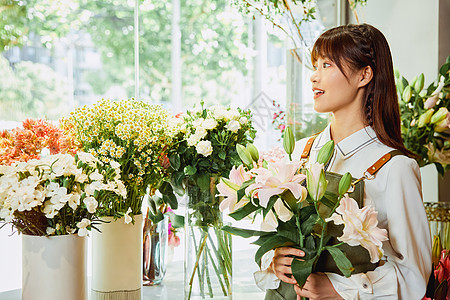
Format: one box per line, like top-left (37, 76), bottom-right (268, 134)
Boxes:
top-left (185, 180), bottom-right (232, 300)
top-left (91, 215), bottom-right (143, 300)
top-left (143, 211), bottom-right (169, 286)
top-left (22, 234), bottom-right (87, 300)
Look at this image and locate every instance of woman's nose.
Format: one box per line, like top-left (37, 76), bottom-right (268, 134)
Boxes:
top-left (310, 70), bottom-right (318, 83)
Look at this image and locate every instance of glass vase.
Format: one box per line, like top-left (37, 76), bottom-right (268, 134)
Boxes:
top-left (184, 178), bottom-right (232, 300)
top-left (143, 209), bottom-right (169, 286)
top-left (424, 202), bottom-right (450, 249)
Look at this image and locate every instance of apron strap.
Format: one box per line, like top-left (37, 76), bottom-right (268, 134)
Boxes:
top-left (300, 135), bottom-right (404, 177)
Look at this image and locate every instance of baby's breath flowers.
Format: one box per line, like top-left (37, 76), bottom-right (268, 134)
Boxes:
top-left (61, 99), bottom-right (175, 219)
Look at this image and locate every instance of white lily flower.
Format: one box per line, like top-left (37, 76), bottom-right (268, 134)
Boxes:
top-left (124, 207), bottom-right (133, 224)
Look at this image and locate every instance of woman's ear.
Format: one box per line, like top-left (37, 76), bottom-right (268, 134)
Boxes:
top-left (358, 66), bottom-right (373, 88)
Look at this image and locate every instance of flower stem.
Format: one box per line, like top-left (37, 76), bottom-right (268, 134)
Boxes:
top-left (188, 228), bottom-right (208, 299)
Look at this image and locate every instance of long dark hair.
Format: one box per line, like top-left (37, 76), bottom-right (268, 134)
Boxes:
top-left (311, 23), bottom-right (412, 156)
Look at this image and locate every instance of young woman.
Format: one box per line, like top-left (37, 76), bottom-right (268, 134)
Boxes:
top-left (262, 24), bottom-right (432, 299)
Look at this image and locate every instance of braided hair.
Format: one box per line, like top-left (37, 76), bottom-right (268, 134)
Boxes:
top-left (311, 24), bottom-right (413, 156)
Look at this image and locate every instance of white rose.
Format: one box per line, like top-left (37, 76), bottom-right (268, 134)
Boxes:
top-left (192, 118), bottom-right (204, 128)
top-left (202, 118), bottom-right (218, 130)
top-left (195, 127), bottom-right (208, 139)
top-left (239, 117), bottom-right (248, 125)
top-left (226, 120), bottom-right (240, 133)
top-left (196, 140), bottom-right (213, 157)
top-left (225, 108), bottom-right (240, 120)
top-left (46, 227), bottom-right (56, 235)
top-left (83, 196), bottom-right (98, 213)
top-left (187, 134), bottom-right (201, 146)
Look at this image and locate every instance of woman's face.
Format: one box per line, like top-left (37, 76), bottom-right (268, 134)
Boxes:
top-left (310, 56), bottom-right (364, 117)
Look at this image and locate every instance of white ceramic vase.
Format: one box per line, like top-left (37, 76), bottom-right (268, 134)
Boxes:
top-left (22, 234), bottom-right (87, 300)
top-left (91, 215), bottom-right (143, 300)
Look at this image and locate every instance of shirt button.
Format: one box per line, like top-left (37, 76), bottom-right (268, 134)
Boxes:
top-left (362, 283), bottom-right (368, 289)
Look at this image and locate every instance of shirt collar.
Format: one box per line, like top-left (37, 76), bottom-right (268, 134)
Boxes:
top-left (313, 125), bottom-right (378, 159)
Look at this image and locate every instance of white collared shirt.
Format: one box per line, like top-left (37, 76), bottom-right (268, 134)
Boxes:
top-left (291, 125), bottom-right (432, 299)
top-left (254, 125), bottom-right (432, 299)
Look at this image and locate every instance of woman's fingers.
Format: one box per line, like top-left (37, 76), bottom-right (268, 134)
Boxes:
top-left (274, 247), bottom-right (305, 258)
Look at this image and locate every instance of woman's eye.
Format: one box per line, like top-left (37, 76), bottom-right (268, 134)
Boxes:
top-left (323, 63), bottom-right (331, 68)
top-left (312, 65), bottom-right (317, 70)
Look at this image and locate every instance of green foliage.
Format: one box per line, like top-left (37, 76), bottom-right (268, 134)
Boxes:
top-left (0, 55), bottom-right (69, 121)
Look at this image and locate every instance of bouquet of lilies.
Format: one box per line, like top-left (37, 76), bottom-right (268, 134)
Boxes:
top-left (0, 152), bottom-right (126, 236)
top-left (221, 127), bottom-right (388, 288)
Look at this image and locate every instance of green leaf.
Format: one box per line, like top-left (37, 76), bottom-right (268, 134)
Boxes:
top-left (251, 233), bottom-right (276, 246)
top-left (263, 195), bottom-right (278, 218)
top-left (255, 235), bottom-right (293, 267)
top-left (169, 153), bottom-right (181, 171)
top-left (291, 257), bottom-right (315, 288)
top-left (435, 279), bottom-right (448, 300)
top-left (218, 150), bottom-right (226, 160)
top-left (277, 220), bottom-right (301, 245)
top-left (159, 181), bottom-right (178, 209)
top-left (325, 246), bottom-right (354, 277)
top-left (299, 205), bottom-right (316, 222)
top-left (196, 173), bottom-right (210, 191)
top-left (229, 201), bottom-right (259, 220)
top-left (301, 214), bottom-right (319, 236)
top-left (164, 211), bottom-right (185, 228)
top-left (236, 178), bottom-right (254, 201)
top-left (184, 165), bottom-right (197, 176)
top-left (222, 225), bottom-right (270, 238)
top-left (172, 170), bottom-right (185, 189)
top-left (148, 208), bottom-right (164, 224)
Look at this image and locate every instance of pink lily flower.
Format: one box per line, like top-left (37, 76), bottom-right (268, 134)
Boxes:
top-left (326, 194), bottom-right (388, 263)
top-left (218, 165), bottom-right (252, 212)
top-left (245, 160), bottom-right (306, 208)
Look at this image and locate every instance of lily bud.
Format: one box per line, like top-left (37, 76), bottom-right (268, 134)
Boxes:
top-left (306, 162), bottom-right (327, 201)
top-left (402, 86), bottom-right (412, 102)
top-left (338, 172), bottom-right (352, 196)
top-left (431, 107), bottom-right (449, 124)
top-left (432, 235), bottom-right (442, 266)
top-left (317, 140), bottom-right (334, 165)
top-left (393, 67), bottom-right (400, 79)
top-left (396, 79), bottom-right (404, 95)
top-left (246, 143), bottom-right (259, 162)
top-left (424, 95), bottom-right (438, 109)
top-left (434, 113), bottom-right (450, 132)
top-left (419, 90), bottom-right (427, 98)
top-left (417, 109), bottom-right (434, 127)
top-left (236, 144), bottom-right (253, 166)
top-left (283, 125), bottom-right (295, 155)
top-left (410, 76), bottom-right (417, 90)
top-left (414, 73), bottom-right (424, 93)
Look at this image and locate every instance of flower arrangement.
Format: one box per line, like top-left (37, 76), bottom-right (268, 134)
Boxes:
top-left (0, 152), bottom-right (125, 236)
top-left (165, 101), bottom-right (256, 192)
top-left (397, 56), bottom-right (450, 175)
top-left (161, 101), bottom-right (255, 299)
top-left (221, 127), bottom-right (388, 290)
top-left (0, 118), bottom-right (80, 165)
top-left (61, 99), bottom-right (176, 220)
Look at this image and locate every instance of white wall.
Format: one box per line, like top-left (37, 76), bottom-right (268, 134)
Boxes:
top-left (354, 0), bottom-right (440, 202)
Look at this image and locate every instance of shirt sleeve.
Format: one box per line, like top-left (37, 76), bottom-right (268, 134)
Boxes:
top-left (326, 157), bottom-right (432, 299)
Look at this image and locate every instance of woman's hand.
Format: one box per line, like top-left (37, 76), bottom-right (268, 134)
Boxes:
top-left (270, 247), bottom-right (305, 284)
top-left (294, 273), bottom-right (343, 300)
